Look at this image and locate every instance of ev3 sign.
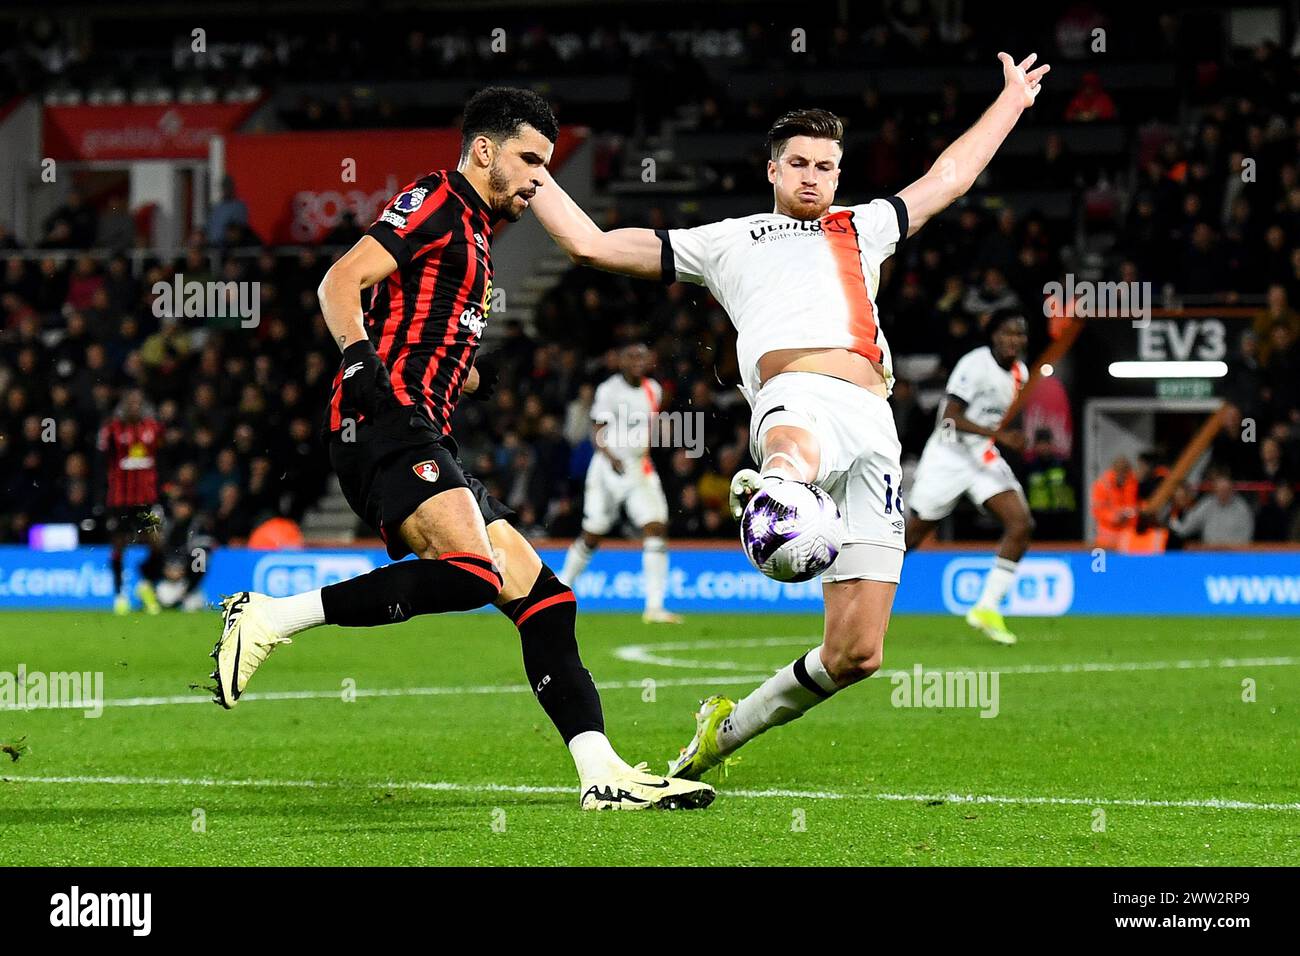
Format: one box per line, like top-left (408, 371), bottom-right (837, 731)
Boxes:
top-left (1136, 319), bottom-right (1226, 361)
top-left (942, 557), bottom-right (1074, 616)
top-left (253, 554), bottom-right (374, 596)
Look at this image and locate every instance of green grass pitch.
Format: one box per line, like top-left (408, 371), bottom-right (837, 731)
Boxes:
top-left (0, 610), bottom-right (1296, 865)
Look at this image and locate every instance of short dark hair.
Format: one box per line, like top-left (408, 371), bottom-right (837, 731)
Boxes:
top-left (988, 309), bottom-right (1027, 337)
top-left (766, 108), bottom-right (844, 160)
top-left (461, 87), bottom-right (559, 160)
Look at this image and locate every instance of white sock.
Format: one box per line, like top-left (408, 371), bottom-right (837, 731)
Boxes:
top-left (261, 589), bottom-right (326, 637)
top-left (718, 647), bottom-right (837, 754)
top-left (568, 730), bottom-right (633, 784)
top-left (976, 557), bottom-right (1019, 611)
top-left (559, 539), bottom-right (595, 587)
top-left (642, 536), bottom-right (668, 613)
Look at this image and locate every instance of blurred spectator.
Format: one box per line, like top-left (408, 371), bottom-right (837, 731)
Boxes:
top-left (1170, 472), bottom-right (1255, 546)
top-left (95, 196), bottom-right (136, 251)
top-left (962, 268), bottom-right (1021, 320)
top-left (1252, 285), bottom-right (1300, 362)
top-left (1025, 428), bottom-right (1078, 538)
top-left (1064, 71), bottom-right (1117, 122)
top-left (207, 176), bottom-right (250, 248)
top-left (1092, 455), bottom-right (1138, 548)
top-left (1255, 484), bottom-right (1298, 542)
top-left (42, 190), bottom-right (98, 248)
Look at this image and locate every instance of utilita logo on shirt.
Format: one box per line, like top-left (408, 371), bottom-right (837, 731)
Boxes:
top-left (749, 214), bottom-right (851, 243)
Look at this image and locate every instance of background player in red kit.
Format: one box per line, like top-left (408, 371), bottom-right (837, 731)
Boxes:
top-left (209, 87), bottom-right (712, 810)
top-left (98, 388), bottom-right (165, 615)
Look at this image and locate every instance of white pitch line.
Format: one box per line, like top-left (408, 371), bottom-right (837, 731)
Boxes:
top-left (0, 673), bottom-right (775, 712)
top-left (956, 656), bottom-right (1299, 676)
top-left (614, 636), bottom-right (1300, 676)
top-left (3, 773), bottom-right (1297, 812)
top-left (3, 654), bottom-right (1295, 713)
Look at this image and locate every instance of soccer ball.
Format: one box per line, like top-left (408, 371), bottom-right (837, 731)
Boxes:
top-left (740, 480), bottom-right (844, 582)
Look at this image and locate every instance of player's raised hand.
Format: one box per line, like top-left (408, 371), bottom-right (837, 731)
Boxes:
top-left (998, 52), bottom-right (1050, 109)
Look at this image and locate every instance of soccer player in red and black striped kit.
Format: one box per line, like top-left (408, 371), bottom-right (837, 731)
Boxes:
top-left (99, 388), bottom-right (164, 615)
top-left (210, 88), bottom-right (712, 810)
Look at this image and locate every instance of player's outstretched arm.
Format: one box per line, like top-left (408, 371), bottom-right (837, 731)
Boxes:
top-left (896, 52), bottom-right (1050, 238)
top-left (942, 396), bottom-right (1024, 450)
top-left (318, 235), bottom-right (404, 417)
top-left (317, 235), bottom-right (398, 351)
top-left (531, 168), bottom-right (664, 280)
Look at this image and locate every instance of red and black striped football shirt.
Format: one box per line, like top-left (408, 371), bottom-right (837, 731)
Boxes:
top-left (327, 169), bottom-right (495, 436)
top-left (99, 417), bottom-right (161, 508)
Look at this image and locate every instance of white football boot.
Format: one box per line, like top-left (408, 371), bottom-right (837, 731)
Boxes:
top-left (580, 762), bottom-right (716, 811)
top-left (641, 608), bottom-right (685, 624)
top-left (210, 592), bottom-right (292, 708)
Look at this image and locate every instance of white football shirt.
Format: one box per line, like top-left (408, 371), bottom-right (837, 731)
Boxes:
top-left (931, 345), bottom-right (1028, 456)
top-left (590, 373), bottom-right (663, 469)
top-left (659, 197), bottom-right (907, 403)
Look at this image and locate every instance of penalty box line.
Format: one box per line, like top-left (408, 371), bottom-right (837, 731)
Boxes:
top-left (2, 773), bottom-right (1298, 812)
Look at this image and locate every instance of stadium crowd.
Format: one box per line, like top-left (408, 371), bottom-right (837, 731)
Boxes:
top-left (2, 5), bottom-right (1300, 559)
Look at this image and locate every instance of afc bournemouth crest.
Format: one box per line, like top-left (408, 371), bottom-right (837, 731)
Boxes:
top-left (412, 460), bottom-right (440, 483)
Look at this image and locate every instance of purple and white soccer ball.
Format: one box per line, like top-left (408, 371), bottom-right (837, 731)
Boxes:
top-left (740, 480), bottom-right (844, 583)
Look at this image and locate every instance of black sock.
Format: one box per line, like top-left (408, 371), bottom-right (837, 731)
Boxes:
top-left (139, 546), bottom-right (164, 584)
top-left (321, 553), bottom-right (501, 626)
top-left (110, 546), bottom-right (124, 593)
top-left (500, 565), bottom-right (604, 744)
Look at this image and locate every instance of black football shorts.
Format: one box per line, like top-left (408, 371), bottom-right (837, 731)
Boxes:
top-left (329, 406), bottom-right (513, 560)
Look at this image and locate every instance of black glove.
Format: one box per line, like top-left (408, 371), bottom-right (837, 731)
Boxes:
top-left (468, 354), bottom-right (499, 402)
top-left (339, 339), bottom-right (397, 419)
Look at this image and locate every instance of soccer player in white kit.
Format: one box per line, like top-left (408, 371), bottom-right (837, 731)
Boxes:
top-left (559, 343), bottom-right (683, 623)
top-left (905, 311), bottom-right (1033, 645)
top-left (530, 53), bottom-right (1049, 780)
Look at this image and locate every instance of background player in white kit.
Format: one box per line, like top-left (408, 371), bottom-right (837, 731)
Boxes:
top-left (905, 311), bottom-right (1033, 645)
top-left (530, 53), bottom-right (1049, 781)
top-left (559, 343), bottom-right (683, 623)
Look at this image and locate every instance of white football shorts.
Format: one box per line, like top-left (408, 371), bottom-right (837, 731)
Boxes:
top-left (908, 439), bottom-right (1025, 522)
top-left (749, 371), bottom-right (905, 583)
top-left (581, 452), bottom-right (669, 535)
